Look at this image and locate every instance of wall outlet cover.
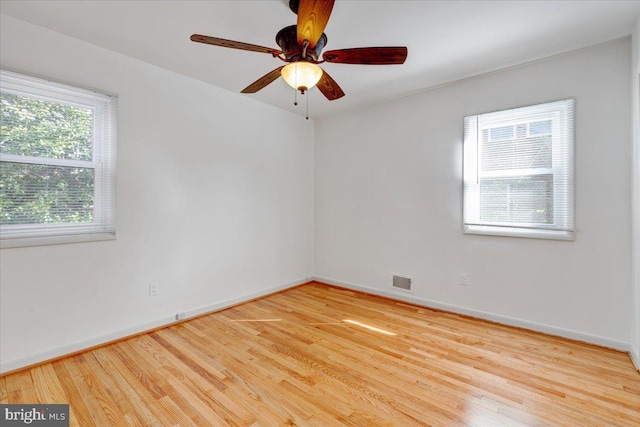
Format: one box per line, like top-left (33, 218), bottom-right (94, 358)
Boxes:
top-left (149, 283), bottom-right (159, 296)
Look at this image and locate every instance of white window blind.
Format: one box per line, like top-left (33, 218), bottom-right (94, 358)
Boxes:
top-left (0, 69), bottom-right (117, 248)
top-left (463, 99), bottom-right (574, 240)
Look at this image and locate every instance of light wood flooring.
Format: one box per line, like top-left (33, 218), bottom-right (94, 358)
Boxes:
top-left (1, 282), bottom-right (639, 426)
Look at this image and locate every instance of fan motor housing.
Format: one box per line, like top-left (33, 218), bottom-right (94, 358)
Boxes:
top-left (289, 0), bottom-right (300, 14)
top-left (276, 25), bottom-right (327, 63)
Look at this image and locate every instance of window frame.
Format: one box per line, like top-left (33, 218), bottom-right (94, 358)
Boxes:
top-left (0, 69), bottom-right (117, 248)
top-left (463, 99), bottom-right (575, 241)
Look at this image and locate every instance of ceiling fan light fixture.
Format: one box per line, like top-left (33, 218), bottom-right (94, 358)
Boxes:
top-left (191, 0), bottom-right (406, 104)
top-left (281, 62), bottom-right (323, 92)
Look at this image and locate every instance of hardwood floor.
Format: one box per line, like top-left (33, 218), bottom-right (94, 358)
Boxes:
top-left (1, 282), bottom-right (639, 426)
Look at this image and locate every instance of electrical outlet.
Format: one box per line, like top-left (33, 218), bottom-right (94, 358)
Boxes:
top-left (459, 273), bottom-right (469, 286)
top-left (149, 282), bottom-right (159, 296)
top-left (175, 312), bottom-right (186, 321)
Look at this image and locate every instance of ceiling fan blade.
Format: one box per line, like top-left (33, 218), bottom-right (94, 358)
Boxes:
top-left (323, 47), bottom-right (408, 65)
top-left (297, 0), bottom-right (335, 48)
top-left (190, 34), bottom-right (282, 55)
top-left (316, 69), bottom-right (344, 101)
top-left (241, 66), bottom-right (285, 93)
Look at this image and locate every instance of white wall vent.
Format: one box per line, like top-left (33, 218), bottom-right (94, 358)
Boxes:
top-left (392, 275), bottom-right (412, 291)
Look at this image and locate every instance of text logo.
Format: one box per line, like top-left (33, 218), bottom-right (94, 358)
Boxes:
top-left (1, 405), bottom-right (69, 426)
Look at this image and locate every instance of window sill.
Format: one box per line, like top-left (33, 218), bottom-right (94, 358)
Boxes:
top-left (463, 225), bottom-right (575, 241)
top-left (1, 232), bottom-right (116, 249)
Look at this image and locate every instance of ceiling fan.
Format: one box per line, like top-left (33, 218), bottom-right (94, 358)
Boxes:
top-left (190, 0), bottom-right (408, 102)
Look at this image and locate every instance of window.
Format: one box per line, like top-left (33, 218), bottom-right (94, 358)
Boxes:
top-left (463, 99), bottom-right (574, 240)
top-left (0, 70), bottom-right (117, 248)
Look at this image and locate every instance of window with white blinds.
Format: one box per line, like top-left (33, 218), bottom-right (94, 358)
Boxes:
top-left (0, 70), bottom-right (117, 248)
top-left (463, 99), bottom-right (574, 240)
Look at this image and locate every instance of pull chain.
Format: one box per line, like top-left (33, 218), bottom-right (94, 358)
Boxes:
top-left (306, 91), bottom-right (309, 120)
top-left (294, 64), bottom-right (298, 106)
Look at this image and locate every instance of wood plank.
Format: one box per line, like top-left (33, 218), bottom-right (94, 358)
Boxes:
top-left (29, 364), bottom-right (68, 403)
top-left (5, 370), bottom-right (38, 403)
top-left (51, 359), bottom-right (95, 427)
top-left (0, 376), bottom-right (8, 403)
top-left (1, 282), bottom-right (638, 426)
top-left (94, 346), bottom-right (173, 427)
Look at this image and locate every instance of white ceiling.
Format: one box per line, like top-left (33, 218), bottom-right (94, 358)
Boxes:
top-left (1, 0), bottom-right (639, 118)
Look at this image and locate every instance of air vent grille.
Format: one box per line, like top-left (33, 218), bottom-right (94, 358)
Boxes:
top-left (392, 275), bottom-right (411, 291)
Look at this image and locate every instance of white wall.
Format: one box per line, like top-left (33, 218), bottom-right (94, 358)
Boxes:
top-left (315, 38), bottom-right (633, 349)
top-left (632, 18), bottom-right (640, 370)
top-left (0, 15), bottom-right (314, 373)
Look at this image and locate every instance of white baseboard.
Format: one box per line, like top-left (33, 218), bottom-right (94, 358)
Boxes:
top-left (630, 346), bottom-right (640, 372)
top-left (0, 277), bottom-right (308, 374)
top-left (315, 276), bottom-right (631, 352)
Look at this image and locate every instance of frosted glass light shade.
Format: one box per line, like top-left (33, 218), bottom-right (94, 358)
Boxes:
top-left (281, 62), bottom-right (323, 91)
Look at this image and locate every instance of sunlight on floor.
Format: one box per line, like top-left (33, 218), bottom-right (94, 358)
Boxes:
top-left (343, 319), bottom-right (397, 336)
